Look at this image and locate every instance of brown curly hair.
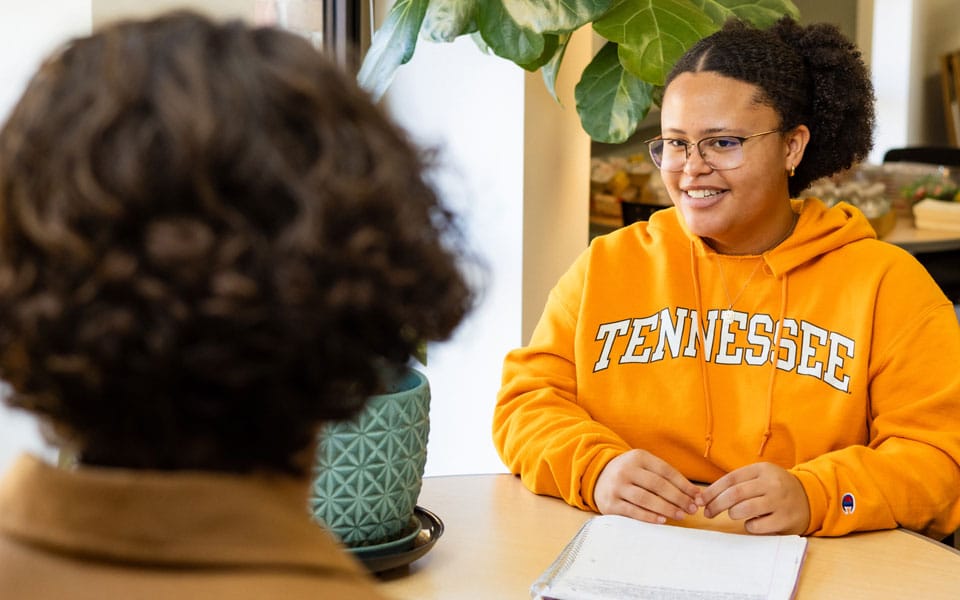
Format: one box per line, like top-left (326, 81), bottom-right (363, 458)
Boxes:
top-left (667, 17), bottom-right (875, 197)
top-left (0, 11), bottom-right (473, 475)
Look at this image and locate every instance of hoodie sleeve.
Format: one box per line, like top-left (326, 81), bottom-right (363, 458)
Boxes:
top-left (791, 273), bottom-right (960, 539)
top-left (492, 249), bottom-right (631, 511)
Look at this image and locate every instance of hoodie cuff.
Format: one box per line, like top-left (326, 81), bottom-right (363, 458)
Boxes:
top-left (792, 468), bottom-right (827, 536)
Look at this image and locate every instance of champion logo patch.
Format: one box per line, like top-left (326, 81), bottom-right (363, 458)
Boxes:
top-left (841, 493), bottom-right (856, 514)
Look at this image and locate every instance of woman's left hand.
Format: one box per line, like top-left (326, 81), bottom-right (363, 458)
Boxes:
top-left (699, 462), bottom-right (811, 535)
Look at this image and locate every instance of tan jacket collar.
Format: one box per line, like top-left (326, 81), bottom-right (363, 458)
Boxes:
top-left (0, 454), bottom-right (361, 574)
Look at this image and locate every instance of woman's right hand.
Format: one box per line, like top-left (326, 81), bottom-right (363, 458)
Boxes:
top-left (594, 449), bottom-right (702, 523)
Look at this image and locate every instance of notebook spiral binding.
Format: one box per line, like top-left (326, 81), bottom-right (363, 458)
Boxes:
top-left (529, 518), bottom-right (594, 599)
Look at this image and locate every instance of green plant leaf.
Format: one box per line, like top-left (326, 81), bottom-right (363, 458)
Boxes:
top-left (422, 0), bottom-right (479, 42)
top-left (357, 0), bottom-right (429, 100)
top-left (541, 33), bottom-right (572, 102)
top-left (502, 0), bottom-right (615, 33)
top-left (575, 42), bottom-right (654, 143)
top-left (477, 0), bottom-right (546, 65)
top-left (594, 0), bottom-right (719, 86)
top-left (690, 0), bottom-right (800, 28)
top-left (519, 33), bottom-right (561, 71)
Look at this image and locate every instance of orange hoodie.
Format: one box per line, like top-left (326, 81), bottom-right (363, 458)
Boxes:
top-left (494, 198), bottom-right (960, 538)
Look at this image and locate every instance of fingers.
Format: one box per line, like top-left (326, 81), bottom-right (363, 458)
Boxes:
top-left (632, 449), bottom-right (702, 505)
top-left (622, 476), bottom-right (696, 521)
top-left (699, 463), bottom-right (811, 535)
top-left (607, 487), bottom-right (687, 525)
top-left (700, 467), bottom-right (759, 517)
top-left (594, 449), bottom-right (700, 523)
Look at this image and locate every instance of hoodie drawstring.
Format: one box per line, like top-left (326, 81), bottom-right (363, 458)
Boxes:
top-left (689, 240), bottom-right (714, 458)
top-left (759, 272), bottom-right (789, 456)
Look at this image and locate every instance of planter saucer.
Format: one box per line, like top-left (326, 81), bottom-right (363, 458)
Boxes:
top-left (350, 506), bottom-right (444, 574)
top-left (349, 516), bottom-right (422, 559)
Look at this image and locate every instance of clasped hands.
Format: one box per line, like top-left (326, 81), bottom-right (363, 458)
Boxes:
top-left (594, 449), bottom-right (810, 535)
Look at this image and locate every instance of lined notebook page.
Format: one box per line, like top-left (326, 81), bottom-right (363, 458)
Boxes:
top-left (532, 515), bottom-right (806, 600)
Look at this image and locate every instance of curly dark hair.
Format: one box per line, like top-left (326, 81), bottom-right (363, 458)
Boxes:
top-left (666, 17), bottom-right (875, 197)
top-left (0, 11), bottom-right (473, 475)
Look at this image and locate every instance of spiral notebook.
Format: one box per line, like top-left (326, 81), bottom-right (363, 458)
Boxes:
top-left (532, 515), bottom-right (807, 600)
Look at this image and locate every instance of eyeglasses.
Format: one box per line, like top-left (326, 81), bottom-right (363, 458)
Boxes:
top-left (644, 129), bottom-right (781, 172)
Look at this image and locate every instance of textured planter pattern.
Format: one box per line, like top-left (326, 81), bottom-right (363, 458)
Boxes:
top-left (311, 369), bottom-right (430, 547)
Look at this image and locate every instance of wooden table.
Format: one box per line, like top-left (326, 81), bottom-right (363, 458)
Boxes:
top-left (882, 215), bottom-right (960, 254)
top-left (378, 473), bottom-right (960, 599)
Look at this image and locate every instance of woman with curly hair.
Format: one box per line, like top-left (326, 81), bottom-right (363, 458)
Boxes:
top-left (0, 10), bottom-right (472, 599)
top-left (495, 17), bottom-right (960, 538)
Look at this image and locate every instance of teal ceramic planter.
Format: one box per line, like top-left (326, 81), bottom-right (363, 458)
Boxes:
top-left (311, 369), bottom-right (430, 547)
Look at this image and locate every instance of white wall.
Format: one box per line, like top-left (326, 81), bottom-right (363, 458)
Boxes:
top-left (0, 0), bottom-right (92, 476)
top-left (0, 1), bottom-right (91, 122)
top-left (91, 0), bottom-right (252, 26)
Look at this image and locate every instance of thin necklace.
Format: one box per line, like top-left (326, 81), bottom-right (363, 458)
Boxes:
top-left (715, 213), bottom-right (798, 324)
top-left (717, 259), bottom-right (763, 324)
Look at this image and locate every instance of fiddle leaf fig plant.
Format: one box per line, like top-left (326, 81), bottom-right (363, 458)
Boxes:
top-left (359, 0), bottom-right (799, 144)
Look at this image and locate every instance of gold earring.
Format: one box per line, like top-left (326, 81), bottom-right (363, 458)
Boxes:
top-left (789, 165), bottom-right (796, 177)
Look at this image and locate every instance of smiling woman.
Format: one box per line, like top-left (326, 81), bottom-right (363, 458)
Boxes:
top-left (493, 16), bottom-right (960, 543)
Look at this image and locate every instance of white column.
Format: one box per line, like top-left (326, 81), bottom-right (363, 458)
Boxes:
top-left (869, 0), bottom-right (918, 163)
top-left (384, 29), bottom-right (591, 475)
top-left (384, 37), bottom-right (526, 476)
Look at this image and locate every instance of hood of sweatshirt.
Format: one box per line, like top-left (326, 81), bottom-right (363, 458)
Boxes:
top-left (645, 198), bottom-right (877, 458)
top-left (652, 198), bottom-right (877, 274)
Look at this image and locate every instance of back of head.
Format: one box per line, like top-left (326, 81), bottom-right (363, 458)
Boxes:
top-left (0, 11), bottom-right (472, 475)
top-left (666, 17), bottom-right (875, 197)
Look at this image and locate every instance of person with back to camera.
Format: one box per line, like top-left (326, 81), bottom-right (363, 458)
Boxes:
top-left (0, 10), bottom-right (473, 599)
top-left (494, 16), bottom-right (960, 539)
